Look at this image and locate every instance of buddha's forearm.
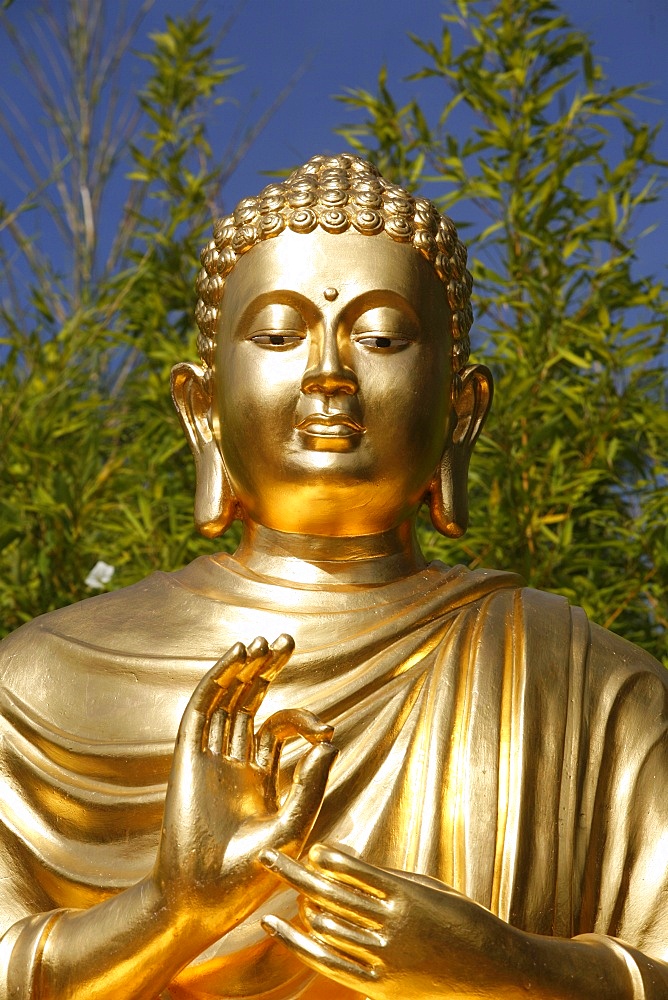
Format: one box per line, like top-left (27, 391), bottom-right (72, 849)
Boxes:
top-left (10, 877), bottom-right (201, 1000)
top-left (513, 930), bottom-right (666, 999)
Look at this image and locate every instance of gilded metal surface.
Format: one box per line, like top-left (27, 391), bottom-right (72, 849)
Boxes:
top-left (195, 154), bottom-right (474, 375)
top-left (0, 154), bottom-right (667, 998)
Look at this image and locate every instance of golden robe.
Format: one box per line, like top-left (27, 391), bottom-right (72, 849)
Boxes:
top-left (0, 555), bottom-right (667, 997)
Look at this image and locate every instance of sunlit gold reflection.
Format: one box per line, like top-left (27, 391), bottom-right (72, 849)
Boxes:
top-left (0, 154), bottom-right (666, 999)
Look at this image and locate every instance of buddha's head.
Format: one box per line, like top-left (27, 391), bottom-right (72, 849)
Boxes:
top-left (172, 153), bottom-right (492, 540)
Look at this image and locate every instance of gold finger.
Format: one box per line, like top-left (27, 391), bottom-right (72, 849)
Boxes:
top-left (308, 843), bottom-right (389, 899)
top-left (211, 642), bottom-right (248, 691)
top-left (261, 916), bottom-right (379, 984)
top-left (257, 708), bottom-right (335, 774)
top-left (207, 710), bottom-right (227, 755)
top-left (179, 643), bottom-right (246, 753)
top-left (263, 633), bottom-right (296, 681)
top-left (236, 634), bottom-right (295, 714)
top-left (301, 902), bottom-right (384, 962)
top-left (260, 850), bottom-right (385, 926)
top-left (228, 709), bottom-right (254, 761)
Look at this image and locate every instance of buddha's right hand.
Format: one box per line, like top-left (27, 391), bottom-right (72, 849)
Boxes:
top-left (151, 633), bottom-right (338, 949)
top-left (0, 638), bottom-right (335, 1000)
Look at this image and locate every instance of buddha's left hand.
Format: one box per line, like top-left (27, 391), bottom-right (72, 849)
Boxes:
top-left (259, 843), bottom-right (532, 998)
top-left (265, 842), bottom-right (659, 1000)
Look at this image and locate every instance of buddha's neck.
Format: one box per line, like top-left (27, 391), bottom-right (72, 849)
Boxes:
top-left (232, 519), bottom-right (427, 588)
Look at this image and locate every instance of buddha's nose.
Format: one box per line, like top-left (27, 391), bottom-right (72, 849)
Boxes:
top-left (301, 327), bottom-right (358, 396)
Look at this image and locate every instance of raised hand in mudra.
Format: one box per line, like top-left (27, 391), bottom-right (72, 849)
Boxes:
top-left (152, 634), bottom-right (337, 950)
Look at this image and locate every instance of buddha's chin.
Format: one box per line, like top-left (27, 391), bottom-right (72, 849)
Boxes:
top-left (243, 487), bottom-right (421, 538)
top-left (225, 438), bottom-right (435, 535)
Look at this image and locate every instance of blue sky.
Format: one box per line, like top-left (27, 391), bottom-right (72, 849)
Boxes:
top-left (1, 0), bottom-right (666, 284)
top-left (219, 0), bottom-right (668, 282)
top-left (218, 1), bottom-right (668, 194)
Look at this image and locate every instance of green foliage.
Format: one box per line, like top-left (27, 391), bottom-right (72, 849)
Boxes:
top-left (2, 0), bottom-right (666, 668)
top-left (0, 4), bottom-right (241, 635)
top-left (338, 0), bottom-right (668, 664)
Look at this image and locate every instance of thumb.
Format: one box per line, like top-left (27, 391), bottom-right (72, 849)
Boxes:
top-left (273, 742), bottom-right (338, 851)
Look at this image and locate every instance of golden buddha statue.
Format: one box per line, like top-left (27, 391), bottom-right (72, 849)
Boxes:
top-left (0, 153), bottom-right (666, 999)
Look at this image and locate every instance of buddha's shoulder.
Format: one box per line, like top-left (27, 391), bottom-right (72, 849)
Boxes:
top-left (0, 556), bottom-right (233, 682)
top-left (516, 584), bottom-right (667, 694)
top-left (584, 617), bottom-right (668, 708)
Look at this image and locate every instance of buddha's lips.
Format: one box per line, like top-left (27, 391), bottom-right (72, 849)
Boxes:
top-left (294, 413), bottom-right (365, 435)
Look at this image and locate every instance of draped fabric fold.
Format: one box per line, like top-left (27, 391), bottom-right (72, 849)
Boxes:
top-left (0, 556), bottom-right (667, 997)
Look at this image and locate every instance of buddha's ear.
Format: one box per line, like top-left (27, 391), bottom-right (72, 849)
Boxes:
top-left (428, 364), bottom-right (493, 538)
top-left (170, 363), bottom-right (237, 538)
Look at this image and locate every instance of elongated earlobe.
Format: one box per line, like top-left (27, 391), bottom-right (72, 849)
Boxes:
top-left (192, 440), bottom-right (237, 538)
top-left (429, 451), bottom-right (466, 538)
top-left (428, 365), bottom-right (493, 538)
top-left (171, 363), bottom-right (237, 538)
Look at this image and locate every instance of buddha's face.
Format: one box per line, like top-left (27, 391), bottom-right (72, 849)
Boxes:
top-left (212, 228), bottom-right (453, 536)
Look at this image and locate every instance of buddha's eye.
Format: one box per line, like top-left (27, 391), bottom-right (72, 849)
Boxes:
top-left (249, 332), bottom-right (305, 349)
top-left (354, 335), bottom-right (411, 351)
